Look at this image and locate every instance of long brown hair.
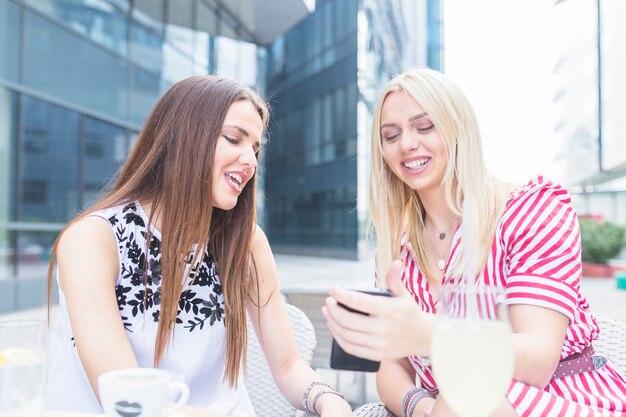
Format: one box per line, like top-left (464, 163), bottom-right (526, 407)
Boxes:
top-left (47, 75), bottom-right (269, 386)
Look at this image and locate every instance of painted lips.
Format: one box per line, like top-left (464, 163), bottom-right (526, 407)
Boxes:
top-left (114, 400), bottom-right (143, 417)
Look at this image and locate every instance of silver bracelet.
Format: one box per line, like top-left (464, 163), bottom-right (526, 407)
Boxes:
top-left (401, 387), bottom-right (423, 417)
top-left (302, 381), bottom-right (333, 414)
top-left (312, 390), bottom-right (345, 416)
top-left (406, 388), bottom-right (434, 417)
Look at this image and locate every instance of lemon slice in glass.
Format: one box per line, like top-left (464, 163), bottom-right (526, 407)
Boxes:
top-left (0, 348), bottom-right (44, 366)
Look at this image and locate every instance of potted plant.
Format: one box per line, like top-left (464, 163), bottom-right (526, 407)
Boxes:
top-left (579, 217), bottom-right (625, 278)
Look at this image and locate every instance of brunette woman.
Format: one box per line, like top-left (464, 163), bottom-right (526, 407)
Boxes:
top-left (44, 76), bottom-right (351, 417)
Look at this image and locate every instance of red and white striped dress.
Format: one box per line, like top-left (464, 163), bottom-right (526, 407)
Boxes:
top-left (395, 176), bottom-right (626, 416)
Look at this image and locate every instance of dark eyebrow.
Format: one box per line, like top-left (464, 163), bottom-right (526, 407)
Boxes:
top-left (380, 112), bottom-right (429, 131)
top-left (223, 124), bottom-right (249, 137)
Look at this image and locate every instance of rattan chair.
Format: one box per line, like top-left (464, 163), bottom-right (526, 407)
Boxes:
top-left (352, 312), bottom-right (626, 417)
top-left (594, 312), bottom-right (626, 370)
top-left (353, 402), bottom-right (395, 417)
top-left (246, 303), bottom-right (317, 417)
top-left (281, 289), bottom-right (333, 370)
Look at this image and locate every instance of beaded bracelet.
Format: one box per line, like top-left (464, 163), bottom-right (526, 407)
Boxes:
top-left (402, 387), bottom-right (434, 417)
top-left (311, 390), bottom-right (346, 416)
top-left (302, 381), bottom-right (333, 414)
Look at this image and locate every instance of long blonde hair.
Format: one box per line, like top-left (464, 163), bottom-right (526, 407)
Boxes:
top-left (369, 69), bottom-right (512, 284)
top-left (48, 76), bottom-right (269, 386)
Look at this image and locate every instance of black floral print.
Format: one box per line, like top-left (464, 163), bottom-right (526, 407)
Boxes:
top-left (107, 202), bottom-right (224, 333)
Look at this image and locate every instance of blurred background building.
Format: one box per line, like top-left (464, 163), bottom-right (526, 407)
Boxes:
top-left (552, 0), bottom-right (626, 225)
top-left (0, 0), bottom-right (441, 312)
top-left (263, 0), bottom-right (442, 258)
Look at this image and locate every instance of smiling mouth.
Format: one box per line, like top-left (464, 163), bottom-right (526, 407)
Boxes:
top-left (225, 173), bottom-right (243, 191)
top-left (403, 158), bottom-right (430, 170)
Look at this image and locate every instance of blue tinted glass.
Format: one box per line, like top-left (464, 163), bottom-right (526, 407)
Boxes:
top-left (130, 67), bottom-right (160, 126)
top-left (21, 96), bottom-right (80, 222)
top-left (83, 118), bottom-right (127, 207)
top-left (130, 22), bottom-right (164, 76)
top-left (0, 1), bottom-right (20, 83)
top-left (0, 87), bottom-right (18, 284)
top-left (24, 0), bottom-right (129, 55)
top-left (24, 11), bottom-right (128, 121)
top-left (0, 88), bottom-right (19, 222)
top-left (132, 0), bottom-right (164, 35)
top-left (15, 231), bottom-right (58, 284)
top-left (166, 0), bottom-right (193, 57)
top-left (162, 43), bottom-right (194, 84)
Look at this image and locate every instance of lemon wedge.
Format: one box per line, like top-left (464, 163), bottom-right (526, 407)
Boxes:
top-left (0, 348), bottom-right (44, 366)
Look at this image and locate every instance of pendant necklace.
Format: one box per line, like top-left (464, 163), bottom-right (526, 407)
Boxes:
top-left (433, 220), bottom-right (459, 241)
top-left (425, 231), bottom-right (448, 271)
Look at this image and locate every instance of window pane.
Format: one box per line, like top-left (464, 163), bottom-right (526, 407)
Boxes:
top-left (0, 1), bottom-right (20, 83)
top-left (24, 0), bottom-right (129, 55)
top-left (216, 37), bottom-right (257, 83)
top-left (15, 231), bottom-right (57, 282)
top-left (130, 22), bottom-right (164, 76)
top-left (130, 67), bottom-right (161, 125)
top-left (196, 0), bottom-right (217, 35)
top-left (333, 85), bottom-right (345, 134)
top-left (20, 96), bottom-right (80, 222)
top-left (166, 0), bottom-right (193, 57)
top-left (24, 11), bottom-right (128, 121)
top-left (0, 230), bottom-right (14, 286)
top-left (83, 118), bottom-right (127, 208)
top-left (0, 88), bottom-right (18, 283)
top-left (0, 88), bottom-right (18, 222)
top-left (219, 11), bottom-right (238, 39)
top-left (132, 0), bottom-right (164, 34)
top-left (194, 31), bottom-right (211, 69)
top-left (163, 43), bottom-right (194, 84)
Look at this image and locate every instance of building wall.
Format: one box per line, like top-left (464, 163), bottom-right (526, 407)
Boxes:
top-left (264, 0), bottom-right (438, 258)
top-left (553, 0), bottom-right (626, 186)
top-left (552, 0), bottom-right (599, 186)
top-left (600, 0), bottom-right (626, 173)
top-left (0, 0), bottom-right (262, 313)
top-left (264, 0), bottom-right (359, 258)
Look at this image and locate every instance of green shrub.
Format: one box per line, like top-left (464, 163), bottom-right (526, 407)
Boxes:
top-left (579, 218), bottom-right (625, 264)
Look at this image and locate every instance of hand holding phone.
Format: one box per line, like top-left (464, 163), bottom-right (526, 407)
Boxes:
top-left (329, 288), bottom-right (392, 372)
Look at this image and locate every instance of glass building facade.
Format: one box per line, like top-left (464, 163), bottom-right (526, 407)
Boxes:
top-left (264, 0), bottom-right (443, 259)
top-left (0, 0), bottom-right (301, 313)
top-left (552, 0), bottom-right (626, 224)
top-left (0, 0), bottom-right (442, 312)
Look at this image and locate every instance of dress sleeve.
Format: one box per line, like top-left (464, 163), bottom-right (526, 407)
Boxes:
top-left (501, 179), bottom-right (581, 323)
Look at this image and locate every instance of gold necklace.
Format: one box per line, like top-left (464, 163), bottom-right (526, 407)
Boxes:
top-left (425, 231), bottom-right (448, 271)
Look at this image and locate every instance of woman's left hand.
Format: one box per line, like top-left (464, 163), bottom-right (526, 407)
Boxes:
top-left (322, 260), bottom-right (436, 361)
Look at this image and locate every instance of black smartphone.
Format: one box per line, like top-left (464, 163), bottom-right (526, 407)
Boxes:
top-left (329, 288), bottom-right (392, 372)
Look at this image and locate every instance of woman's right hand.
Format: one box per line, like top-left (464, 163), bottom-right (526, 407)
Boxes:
top-left (323, 260), bottom-right (436, 362)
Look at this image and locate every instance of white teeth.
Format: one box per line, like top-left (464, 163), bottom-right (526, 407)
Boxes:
top-left (226, 173), bottom-right (242, 185)
top-left (403, 158), bottom-right (429, 169)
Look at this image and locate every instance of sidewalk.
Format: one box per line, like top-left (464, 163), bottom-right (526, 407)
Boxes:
top-left (2, 254), bottom-right (626, 407)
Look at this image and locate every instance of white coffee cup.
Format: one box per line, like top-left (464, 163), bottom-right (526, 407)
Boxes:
top-left (98, 368), bottom-right (190, 417)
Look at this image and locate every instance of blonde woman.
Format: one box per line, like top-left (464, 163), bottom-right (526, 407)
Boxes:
top-left (44, 76), bottom-right (352, 417)
top-left (323, 68), bottom-right (626, 417)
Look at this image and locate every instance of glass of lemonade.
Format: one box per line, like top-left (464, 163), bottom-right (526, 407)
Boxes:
top-left (431, 285), bottom-right (514, 417)
top-left (0, 319), bottom-right (46, 417)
